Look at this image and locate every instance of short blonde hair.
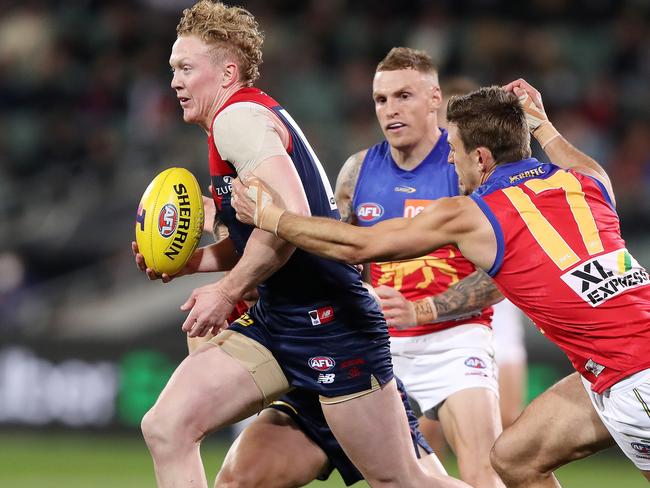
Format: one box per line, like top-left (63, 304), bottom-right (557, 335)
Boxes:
top-left (177, 1), bottom-right (264, 86)
top-left (376, 47), bottom-right (437, 76)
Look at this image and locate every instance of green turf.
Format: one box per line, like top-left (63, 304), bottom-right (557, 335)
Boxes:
top-left (0, 432), bottom-right (646, 487)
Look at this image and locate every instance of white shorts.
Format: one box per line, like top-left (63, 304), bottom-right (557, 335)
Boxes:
top-left (581, 369), bottom-right (650, 470)
top-left (391, 323), bottom-right (499, 419)
top-left (491, 299), bottom-right (527, 366)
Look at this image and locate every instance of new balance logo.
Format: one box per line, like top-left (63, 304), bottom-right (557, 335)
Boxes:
top-left (317, 373), bottom-right (335, 384)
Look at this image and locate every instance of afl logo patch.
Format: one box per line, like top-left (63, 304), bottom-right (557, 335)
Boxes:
top-left (357, 203), bottom-right (384, 222)
top-left (632, 442), bottom-right (650, 454)
top-left (308, 356), bottom-right (336, 372)
top-left (158, 204), bottom-right (178, 238)
top-left (464, 357), bottom-right (487, 369)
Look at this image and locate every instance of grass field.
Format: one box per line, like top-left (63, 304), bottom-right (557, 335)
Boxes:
top-left (0, 431), bottom-right (647, 487)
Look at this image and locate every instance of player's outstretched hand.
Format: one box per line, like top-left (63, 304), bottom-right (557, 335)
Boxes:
top-left (131, 241), bottom-right (174, 283)
top-left (232, 176), bottom-right (286, 235)
top-left (375, 285), bottom-right (418, 330)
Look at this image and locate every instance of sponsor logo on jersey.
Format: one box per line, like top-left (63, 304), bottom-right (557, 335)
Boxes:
top-left (309, 356), bottom-right (336, 372)
top-left (213, 174), bottom-right (234, 197)
top-left (508, 165), bottom-right (547, 184)
top-left (158, 204), bottom-right (178, 238)
top-left (632, 442), bottom-right (650, 454)
top-left (233, 313), bottom-right (254, 327)
top-left (308, 306), bottom-right (334, 326)
top-left (464, 357), bottom-right (487, 369)
top-left (317, 373), bottom-right (336, 384)
top-left (561, 249), bottom-right (650, 306)
top-left (394, 185), bottom-right (417, 193)
top-left (585, 358), bottom-right (605, 377)
top-left (347, 367), bottom-right (362, 379)
top-left (340, 358), bottom-right (365, 369)
top-left (357, 203), bottom-right (384, 222)
top-left (403, 199), bottom-right (433, 218)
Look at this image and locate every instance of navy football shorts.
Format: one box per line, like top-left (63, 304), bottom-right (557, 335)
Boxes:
top-left (268, 376), bottom-right (432, 485)
top-left (228, 296), bottom-right (393, 398)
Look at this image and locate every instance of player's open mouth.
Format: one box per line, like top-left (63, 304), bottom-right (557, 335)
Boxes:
top-left (179, 97), bottom-right (190, 106)
top-left (386, 122), bottom-right (406, 131)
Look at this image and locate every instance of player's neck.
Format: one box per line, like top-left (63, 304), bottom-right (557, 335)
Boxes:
top-left (390, 127), bottom-right (442, 171)
top-left (204, 83), bottom-right (246, 133)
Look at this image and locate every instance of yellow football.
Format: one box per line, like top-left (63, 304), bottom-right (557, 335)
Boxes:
top-left (135, 167), bottom-right (204, 276)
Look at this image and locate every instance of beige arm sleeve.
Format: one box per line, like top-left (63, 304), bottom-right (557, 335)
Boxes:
top-left (212, 102), bottom-right (289, 176)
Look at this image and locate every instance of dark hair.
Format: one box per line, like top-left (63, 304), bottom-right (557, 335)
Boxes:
top-left (377, 47), bottom-right (437, 75)
top-left (446, 86), bottom-right (531, 164)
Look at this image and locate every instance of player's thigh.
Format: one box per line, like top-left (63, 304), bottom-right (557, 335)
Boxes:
top-left (438, 387), bottom-right (502, 458)
top-left (147, 338), bottom-right (277, 435)
top-left (216, 409), bottom-right (328, 488)
top-left (321, 378), bottom-right (422, 480)
top-left (493, 372), bottom-right (614, 471)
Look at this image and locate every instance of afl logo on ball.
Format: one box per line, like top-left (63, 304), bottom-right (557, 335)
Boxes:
top-left (309, 356), bottom-right (336, 372)
top-left (356, 203), bottom-right (384, 222)
top-left (158, 204), bottom-right (178, 238)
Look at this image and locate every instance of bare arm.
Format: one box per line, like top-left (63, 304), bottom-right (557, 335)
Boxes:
top-left (233, 175), bottom-right (498, 271)
top-left (215, 154), bottom-right (309, 302)
top-left (503, 78), bottom-right (616, 205)
top-left (334, 149), bottom-right (367, 224)
top-left (419, 269), bottom-right (503, 323)
top-left (376, 268), bottom-right (503, 329)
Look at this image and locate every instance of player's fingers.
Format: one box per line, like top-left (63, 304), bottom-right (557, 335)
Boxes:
top-left (382, 309), bottom-right (398, 320)
top-left (189, 315), bottom-right (210, 337)
top-left (375, 284), bottom-right (399, 298)
top-left (131, 241), bottom-right (139, 256)
top-left (232, 177), bottom-right (247, 194)
top-left (135, 253), bottom-right (147, 272)
top-left (146, 268), bottom-right (159, 280)
top-left (210, 321), bottom-right (228, 337)
top-left (161, 273), bottom-right (172, 283)
top-left (181, 310), bottom-right (197, 333)
top-left (378, 296), bottom-right (399, 310)
top-left (180, 294), bottom-right (196, 311)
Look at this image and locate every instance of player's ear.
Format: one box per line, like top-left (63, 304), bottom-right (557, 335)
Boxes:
top-left (222, 61), bottom-right (239, 87)
top-left (430, 84), bottom-right (442, 112)
top-left (476, 147), bottom-right (495, 172)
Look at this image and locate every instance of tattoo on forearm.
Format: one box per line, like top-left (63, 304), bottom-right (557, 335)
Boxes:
top-left (414, 297), bottom-right (436, 325)
top-left (432, 269), bottom-right (503, 322)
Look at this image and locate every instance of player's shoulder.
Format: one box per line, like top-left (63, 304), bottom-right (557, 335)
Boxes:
top-left (336, 148), bottom-right (369, 192)
top-left (211, 101), bottom-right (274, 147)
top-left (341, 148), bottom-right (369, 173)
top-left (214, 101), bottom-right (268, 127)
top-left (420, 195), bottom-right (484, 230)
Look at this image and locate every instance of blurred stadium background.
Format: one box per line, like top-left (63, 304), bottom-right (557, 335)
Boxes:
top-left (1, 0), bottom-right (649, 486)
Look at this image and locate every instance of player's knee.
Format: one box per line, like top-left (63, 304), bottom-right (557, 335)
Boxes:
top-left (216, 462), bottom-right (278, 488)
top-left (141, 405), bottom-right (196, 457)
top-left (491, 431), bottom-right (544, 484)
top-left (490, 432), bottom-right (519, 478)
